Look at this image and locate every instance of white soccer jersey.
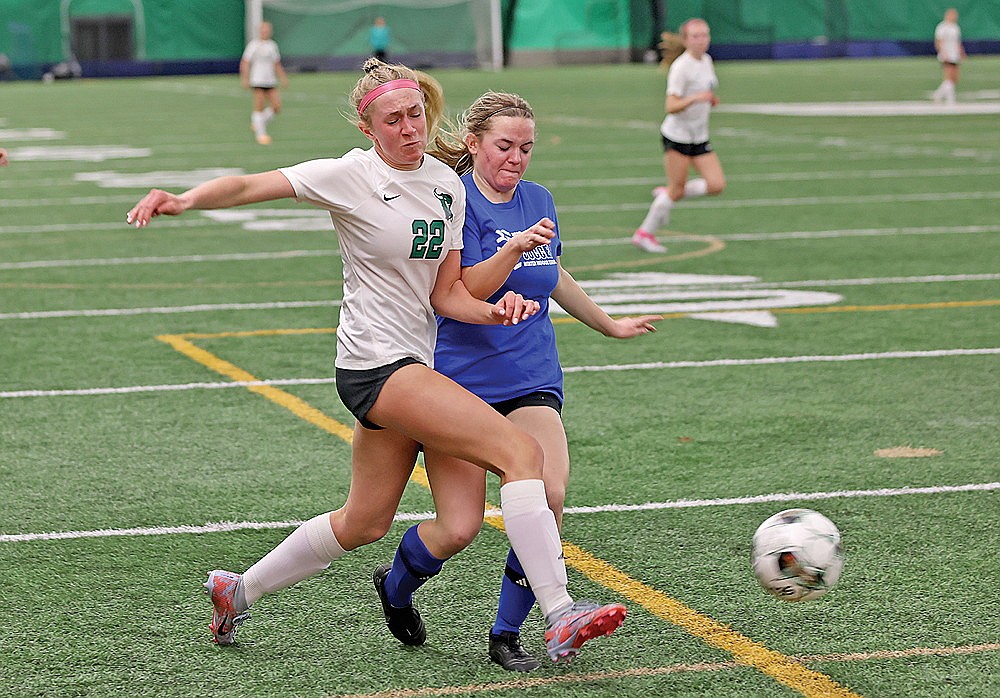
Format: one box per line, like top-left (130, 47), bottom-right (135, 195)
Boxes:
top-left (935, 21), bottom-right (963, 63)
top-left (280, 148), bottom-right (465, 370)
top-left (242, 38), bottom-right (281, 87)
top-left (660, 50), bottom-right (718, 145)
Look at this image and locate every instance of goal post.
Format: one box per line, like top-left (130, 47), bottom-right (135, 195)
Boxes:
top-left (245, 0), bottom-right (502, 71)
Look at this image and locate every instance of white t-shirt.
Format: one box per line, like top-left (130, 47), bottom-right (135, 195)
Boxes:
top-left (242, 39), bottom-right (281, 87)
top-left (280, 148), bottom-right (465, 370)
top-left (660, 50), bottom-right (718, 145)
top-left (935, 21), bottom-right (963, 64)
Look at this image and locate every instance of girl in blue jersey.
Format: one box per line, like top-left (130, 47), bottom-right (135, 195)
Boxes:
top-left (127, 62), bottom-right (627, 661)
top-left (376, 91), bottom-right (662, 670)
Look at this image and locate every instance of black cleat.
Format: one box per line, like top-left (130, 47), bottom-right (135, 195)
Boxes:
top-left (489, 631), bottom-right (541, 672)
top-left (373, 563), bottom-right (426, 646)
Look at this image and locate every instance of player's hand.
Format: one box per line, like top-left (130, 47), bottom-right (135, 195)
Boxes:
top-left (0, 148), bottom-right (8, 167)
top-left (492, 291), bottom-right (540, 326)
top-left (125, 189), bottom-right (188, 228)
top-left (607, 314), bottom-right (663, 339)
top-left (507, 218), bottom-right (555, 253)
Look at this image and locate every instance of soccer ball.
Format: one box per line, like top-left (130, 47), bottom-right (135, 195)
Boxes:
top-left (751, 508), bottom-right (843, 602)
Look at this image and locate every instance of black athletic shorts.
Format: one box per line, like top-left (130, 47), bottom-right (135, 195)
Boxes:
top-left (251, 85), bottom-right (276, 91)
top-left (335, 357), bottom-right (422, 430)
top-left (661, 135), bottom-right (712, 157)
top-left (490, 391), bottom-right (563, 416)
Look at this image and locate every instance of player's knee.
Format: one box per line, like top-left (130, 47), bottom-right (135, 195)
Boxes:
top-left (707, 176), bottom-right (726, 195)
top-left (349, 514), bottom-right (394, 547)
top-left (497, 431), bottom-right (544, 481)
top-left (434, 522), bottom-right (480, 556)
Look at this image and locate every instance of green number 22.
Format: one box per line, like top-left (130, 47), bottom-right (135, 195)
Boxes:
top-left (410, 219), bottom-right (445, 259)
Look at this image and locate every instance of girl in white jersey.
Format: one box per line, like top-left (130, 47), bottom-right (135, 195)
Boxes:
top-left (240, 21), bottom-right (288, 145)
top-left (125, 58), bottom-right (626, 663)
top-left (932, 8), bottom-right (966, 105)
top-left (633, 18), bottom-right (726, 253)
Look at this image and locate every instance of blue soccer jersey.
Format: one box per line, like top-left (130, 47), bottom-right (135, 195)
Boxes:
top-left (434, 174), bottom-right (564, 404)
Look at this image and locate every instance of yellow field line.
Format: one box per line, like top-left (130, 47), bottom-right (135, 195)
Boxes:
top-left (156, 333), bottom-right (353, 443)
top-left (158, 332), bottom-right (860, 697)
top-left (329, 643), bottom-right (1000, 698)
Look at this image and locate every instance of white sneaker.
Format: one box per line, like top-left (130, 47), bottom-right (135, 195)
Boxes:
top-left (632, 229), bottom-right (666, 253)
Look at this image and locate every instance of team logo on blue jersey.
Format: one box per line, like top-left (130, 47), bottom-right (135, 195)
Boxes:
top-left (495, 229), bottom-right (554, 271)
top-left (433, 188), bottom-right (454, 221)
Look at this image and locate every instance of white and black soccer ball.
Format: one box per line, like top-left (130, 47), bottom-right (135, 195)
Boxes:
top-left (751, 508), bottom-right (843, 602)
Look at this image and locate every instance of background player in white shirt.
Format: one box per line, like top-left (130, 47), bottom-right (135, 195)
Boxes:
top-left (241, 21), bottom-right (288, 145)
top-left (125, 58), bottom-right (626, 663)
top-left (932, 8), bottom-right (966, 104)
top-left (633, 18), bottom-right (726, 253)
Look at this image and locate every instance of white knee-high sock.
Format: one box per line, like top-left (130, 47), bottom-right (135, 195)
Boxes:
top-left (943, 80), bottom-right (956, 102)
top-left (684, 177), bottom-right (708, 198)
top-left (500, 479), bottom-right (573, 624)
top-left (262, 106), bottom-right (275, 124)
top-left (638, 191), bottom-right (674, 233)
top-left (251, 110), bottom-right (267, 136)
top-left (240, 512), bottom-right (345, 609)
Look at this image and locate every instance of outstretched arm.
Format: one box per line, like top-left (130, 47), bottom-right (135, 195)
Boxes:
top-left (551, 264), bottom-right (661, 338)
top-left (126, 171), bottom-right (294, 227)
top-left (431, 250), bottom-right (539, 325)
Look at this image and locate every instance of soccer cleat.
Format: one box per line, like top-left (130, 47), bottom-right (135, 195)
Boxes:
top-left (632, 229), bottom-right (667, 253)
top-left (256, 133), bottom-right (272, 145)
top-left (373, 563), bottom-right (426, 646)
top-left (544, 600), bottom-right (626, 662)
top-left (489, 631), bottom-right (541, 672)
top-left (204, 569), bottom-right (249, 645)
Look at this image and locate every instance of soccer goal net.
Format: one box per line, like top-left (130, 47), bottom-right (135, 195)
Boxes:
top-left (246, 0), bottom-right (502, 71)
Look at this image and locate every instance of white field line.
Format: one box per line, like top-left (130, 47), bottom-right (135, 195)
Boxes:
top-left (11, 165), bottom-right (1000, 193)
top-left (0, 299), bottom-right (342, 320)
top-left (559, 190), bottom-right (1000, 214)
top-left (0, 219), bottom-right (210, 235)
top-left (551, 166), bottom-right (1000, 188)
top-left (566, 225), bottom-right (1000, 247)
top-left (2, 190), bottom-right (998, 212)
top-left (562, 348), bottom-right (1000, 373)
top-left (2, 482), bottom-right (996, 543)
top-left (0, 249), bottom-right (338, 270)
top-left (3, 348), bottom-right (998, 399)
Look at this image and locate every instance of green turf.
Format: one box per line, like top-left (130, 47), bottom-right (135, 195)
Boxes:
top-left (1, 57), bottom-right (998, 697)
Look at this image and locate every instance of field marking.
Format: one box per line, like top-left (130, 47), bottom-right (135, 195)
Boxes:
top-left (3, 346), bottom-right (998, 400)
top-left (552, 165), bottom-right (1000, 188)
top-left (153, 337), bottom-right (859, 698)
top-left (0, 250), bottom-right (339, 271)
top-left (1, 288), bottom-right (996, 323)
top-left (559, 190), bottom-right (1000, 214)
top-left (562, 543), bottom-right (860, 698)
top-left (3, 482), bottom-right (997, 543)
top-left (0, 299), bottom-right (341, 320)
top-left (3, 190), bottom-right (998, 212)
top-left (156, 334), bottom-right (353, 444)
top-left (3, 347), bottom-right (998, 400)
top-left (328, 643), bottom-right (1000, 698)
top-left (716, 101), bottom-right (1000, 116)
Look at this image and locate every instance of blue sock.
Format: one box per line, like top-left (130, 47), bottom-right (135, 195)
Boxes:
top-left (491, 548), bottom-right (537, 635)
top-left (385, 525), bottom-right (446, 607)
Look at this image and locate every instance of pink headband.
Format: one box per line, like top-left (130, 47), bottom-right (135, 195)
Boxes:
top-left (357, 79), bottom-right (421, 116)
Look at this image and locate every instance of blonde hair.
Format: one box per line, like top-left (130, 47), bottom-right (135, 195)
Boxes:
top-left (349, 57), bottom-right (446, 139)
top-left (428, 91), bottom-right (534, 175)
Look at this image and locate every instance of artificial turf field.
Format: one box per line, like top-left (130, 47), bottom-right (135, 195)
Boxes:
top-left (1, 56), bottom-right (998, 697)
